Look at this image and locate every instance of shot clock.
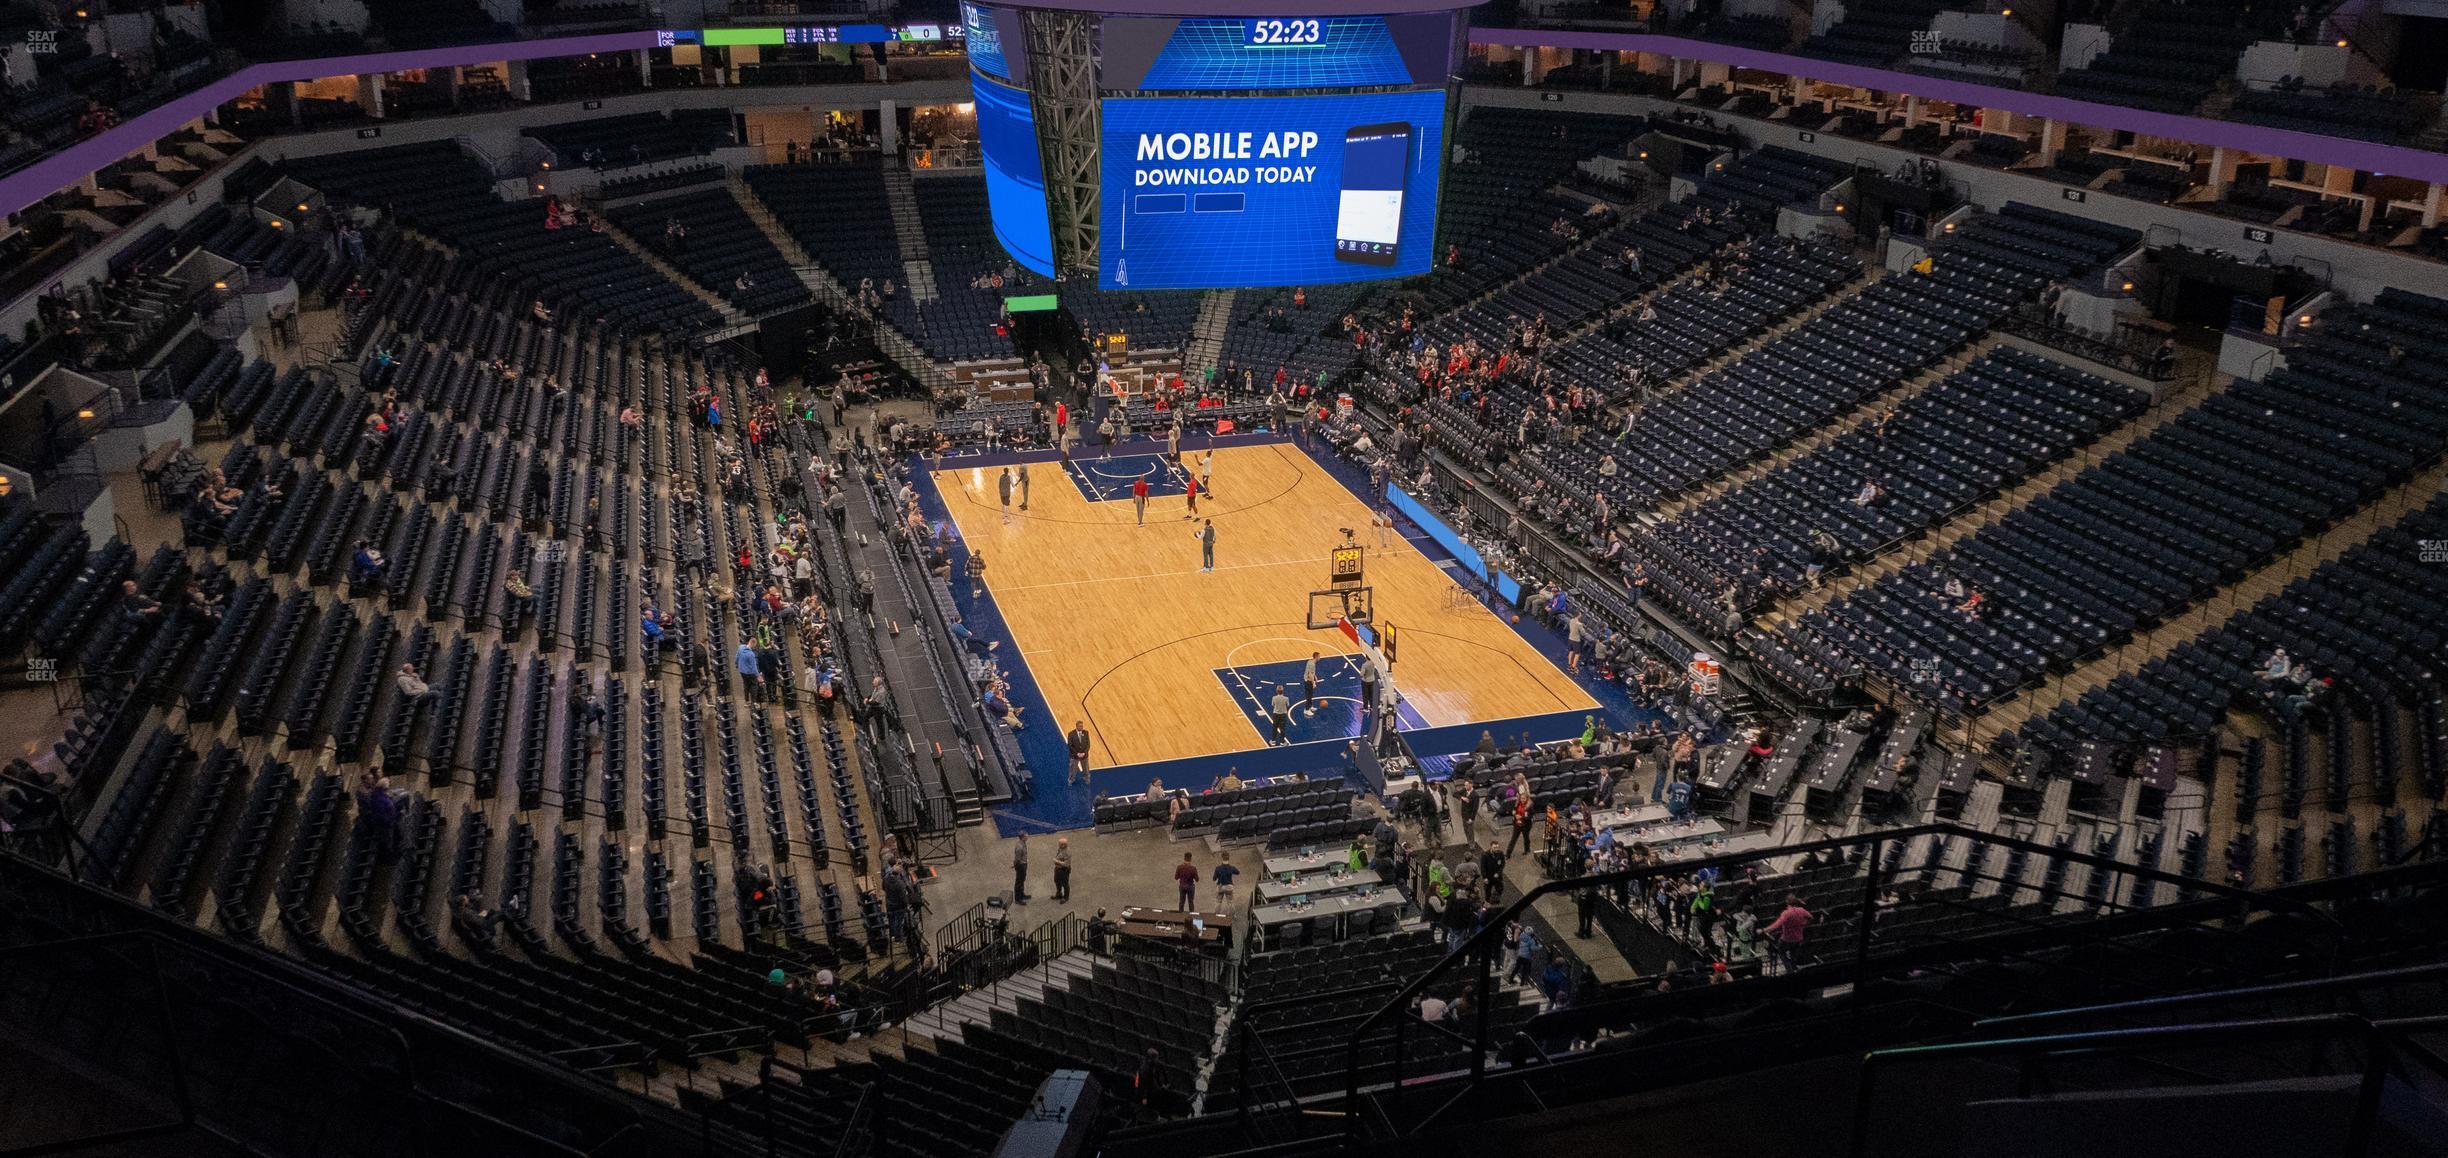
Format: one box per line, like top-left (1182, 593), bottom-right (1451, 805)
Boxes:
top-left (1246, 18), bottom-right (1326, 44)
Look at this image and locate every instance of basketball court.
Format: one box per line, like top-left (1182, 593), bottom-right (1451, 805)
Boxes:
top-left (923, 437), bottom-right (1596, 773)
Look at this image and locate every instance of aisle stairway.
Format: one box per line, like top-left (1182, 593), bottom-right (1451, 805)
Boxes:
top-left (882, 166), bottom-right (939, 304)
top-left (1184, 290), bottom-right (1237, 377)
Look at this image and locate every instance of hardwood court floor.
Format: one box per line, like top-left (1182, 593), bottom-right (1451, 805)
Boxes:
top-left (930, 443), bottom-right (1596, 768)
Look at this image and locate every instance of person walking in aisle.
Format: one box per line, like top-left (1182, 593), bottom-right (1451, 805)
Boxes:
top-left (1509, 922), bottom-right (1539, 984)
top-left (1268, 685), bottom-right (1293, 745)
top-left (1052, 838), bottom-right (1073, 902)
top-left (1132, 475), bottom-right (1148, 526)
top-left (1067, 720), bottom-right (1092, 785)
top-left (1012, 833), bottom-right (1031, 904)
top-left (1197, 519), bottom-right (1216, 572)
top-left (1302, 652), bottom-right (1321, 717)
top-left (735, 642), bottom-right (767, 702)
top-left (1174, 851), bottom-right (1198, 911)
top-left (1505, 794), bottom-right (1533, 856)
top-left (1212, 855), bottom-right (1240, 906)
top-left (1763, 893), bottom-right (1812, 973)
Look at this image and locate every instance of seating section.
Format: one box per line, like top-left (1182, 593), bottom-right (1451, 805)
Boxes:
top-left (2021, 492), bottom-right (2448, 754)
top-left (2229, 81), bottom-right (2426, 144)
top-left (1168, 779), bottom-right (1358, 842)
top-left (1212, 928), bottom-right (1529, 1107)
top-left (284, 142), bottom-right (722, 340)
top-left (893, 177), bottom-right (1043, 362)
top-left (1544, 232), bottom-right (1859, 397)
top-left (525, 111), bottom-right (733, 166)
top-left (744, 160), bottom-right (905, 297)
top-left (2054, 4), bottom-right (2265, 115)
top-left (1798, 0), bottom-right (1952, 68)
top-left (1419, 108), bottom-right (1651, 315)
top-left (1646, 348), bottom-right (2149, 622)
top-left (605, 188), bottom-right (811, 314)
top-left (1521, 204), bottom-right (2136, 511)
top-left (1752, 289), bottom-right (2448, 714)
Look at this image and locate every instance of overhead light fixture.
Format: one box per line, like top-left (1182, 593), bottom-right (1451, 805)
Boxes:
top-left (269, 219), bottom-right (282, 228)
top-left (2299, 314), bottom-right (2314, 325)
top-left (2120, 281), bottom-right (2133, 291)
top-left (212, 280), bottom-right (227, 290)
top-left (78, 408), bottom-right (96, 419)
top-left (0, 476), bottom-right (12, 497)
top-left (540, 161), bottom-right (551, 169)
top-left (2336, 39), bottom-right (2348, 47)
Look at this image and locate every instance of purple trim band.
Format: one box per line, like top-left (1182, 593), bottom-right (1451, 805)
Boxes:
top-left (1468, 27), bottom-right (2448, 185)
top-left (986, 0), bottom-right (1476, 14)
top-left (0, 31), bottom-right (657, 221)
top-left (8, 24), bottom-right (2440, 229)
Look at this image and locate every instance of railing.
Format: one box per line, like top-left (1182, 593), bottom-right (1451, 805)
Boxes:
top-left (0, 854), bottom-right (712, 1156)
top-left (1998, 304), bottom-right (2180, 380)
top-left (1852, 1013), bottom-right (2396, 1158)
top-left (1337, 821), bottom-right (2350, 1142)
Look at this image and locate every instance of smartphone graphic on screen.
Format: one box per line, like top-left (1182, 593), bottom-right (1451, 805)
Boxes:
top-left (1334, 123), bottom-right (1411, 266)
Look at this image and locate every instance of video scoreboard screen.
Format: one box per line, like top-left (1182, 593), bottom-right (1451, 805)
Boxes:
top-left (1100, 90), bottom-right (1445, 288)
top-left (963, 3), bottom-right (1468, 289)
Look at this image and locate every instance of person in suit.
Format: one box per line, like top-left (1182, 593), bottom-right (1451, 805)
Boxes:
top-left (1067, 722), bottom-right (1092, 785)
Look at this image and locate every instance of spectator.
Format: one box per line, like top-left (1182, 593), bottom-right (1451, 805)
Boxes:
top-left (735, 642), bottom-right (766, 701)
top-left (1762, 893), bottom-right (1812, 973)
top-left (1174, 851), bottom-right (1198, 910)
top-left (1212, 855), bottom-right (1239, 904)
top-left (395, 663), bottom-right (434, 707)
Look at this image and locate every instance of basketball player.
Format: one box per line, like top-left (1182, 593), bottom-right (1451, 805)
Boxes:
top-left (1198, 450), bottom-right (1213, 499)
top-left (1302, 652), bottom-right (1320, 717)
top-left (1182, 473), bottom-right (1199, 519)
top-left (1132, 475), bottom-right (1149, 525)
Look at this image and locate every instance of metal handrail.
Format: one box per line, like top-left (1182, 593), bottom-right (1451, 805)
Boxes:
top-left (1973, 961), bottom-right (2448, 1035)
top-left (1338, 820), bottom-right (2346, 1142)
top-left (1849, 1013), bottom-right (2392, 1158)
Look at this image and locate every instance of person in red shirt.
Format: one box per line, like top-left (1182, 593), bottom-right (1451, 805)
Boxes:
top-left (1182, 473), bottom-right (1199, 519)
top-left (1132, 475), bottom-right (1149, 525)
top-left (1763, 894), bottom-right (1812, 973)
top-left (1174, 852), bottom-right (1198, 911)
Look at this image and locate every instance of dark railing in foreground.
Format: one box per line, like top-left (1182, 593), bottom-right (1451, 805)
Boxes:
top-left (0, 852), bottom-right (717, 1156)
top-left (1852, 1013), bottom-right (2396, 1158)
top-left (1334, 821), bottom-right (2355, 1143)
